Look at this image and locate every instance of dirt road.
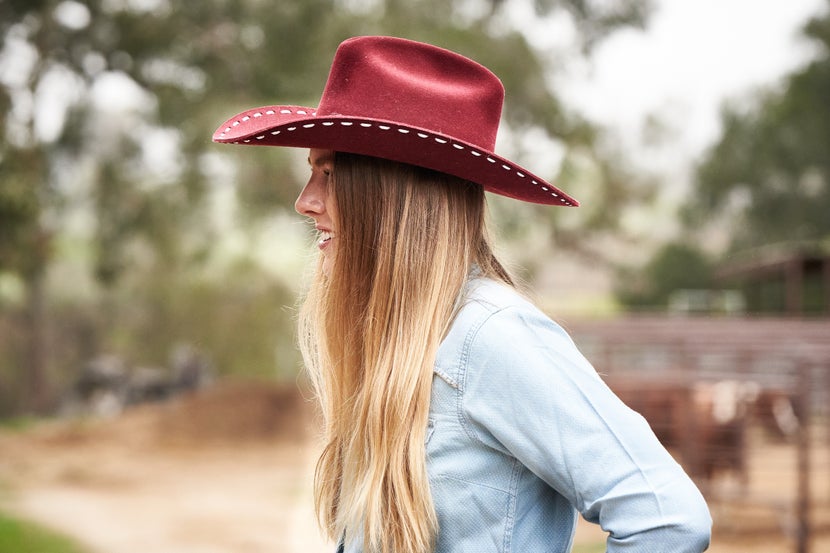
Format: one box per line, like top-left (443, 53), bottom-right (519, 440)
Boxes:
top-left (1, 380), bottom-right (828, 553)
top-left (0, 381), bottom-right (334, 553)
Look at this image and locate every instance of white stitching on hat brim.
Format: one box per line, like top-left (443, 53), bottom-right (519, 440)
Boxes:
top-left (215, 107), bottom-right (575, 206)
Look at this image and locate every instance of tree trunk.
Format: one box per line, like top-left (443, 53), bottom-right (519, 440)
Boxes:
top-left (23, 267), bottom-right (48, 414)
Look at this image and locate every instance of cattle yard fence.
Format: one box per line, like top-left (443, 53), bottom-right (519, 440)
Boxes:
top-left (565, 315), bottom-right (830, 553)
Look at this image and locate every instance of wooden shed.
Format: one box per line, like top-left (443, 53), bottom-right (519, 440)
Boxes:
top-left (715, 241), bottom-right (830, 316)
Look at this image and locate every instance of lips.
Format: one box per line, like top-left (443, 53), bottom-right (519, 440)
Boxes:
top-left (318, 230), bottom-right (333, 248)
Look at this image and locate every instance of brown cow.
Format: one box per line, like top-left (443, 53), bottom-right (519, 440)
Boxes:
top-left (752, 388), bottom-right (801, 441)
top-left (606, 377), bottom-right (761, 487)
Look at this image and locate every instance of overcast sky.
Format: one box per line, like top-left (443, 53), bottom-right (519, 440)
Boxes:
top-left (560, 0), bottom-right (827, 173)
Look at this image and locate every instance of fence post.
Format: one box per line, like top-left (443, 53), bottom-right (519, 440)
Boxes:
top-left (795, 357), bottom-right (811, 553)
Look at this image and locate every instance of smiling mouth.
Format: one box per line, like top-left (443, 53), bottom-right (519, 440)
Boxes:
top-left (318, 230), bottom-right (333, 247)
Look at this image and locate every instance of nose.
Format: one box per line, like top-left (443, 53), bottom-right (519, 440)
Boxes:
top-left (294, 177), bottom-right (325, 217)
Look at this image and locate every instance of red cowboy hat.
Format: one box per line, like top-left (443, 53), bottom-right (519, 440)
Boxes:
top-left (212, 36), bottom-right (578, 207)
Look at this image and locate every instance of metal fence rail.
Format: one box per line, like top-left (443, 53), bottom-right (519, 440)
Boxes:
top-left (566, 315), bottom-right (830, 553)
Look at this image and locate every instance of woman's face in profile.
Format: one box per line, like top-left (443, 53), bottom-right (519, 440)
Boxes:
top-left (296, 149), bottom-right (336, 274)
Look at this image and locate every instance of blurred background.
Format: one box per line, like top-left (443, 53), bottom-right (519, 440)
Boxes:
top-left (0, 0), bottom-right (828, 552)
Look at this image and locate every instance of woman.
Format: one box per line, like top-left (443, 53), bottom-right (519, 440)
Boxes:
top-left (213, 36), bottom-right (711, 553)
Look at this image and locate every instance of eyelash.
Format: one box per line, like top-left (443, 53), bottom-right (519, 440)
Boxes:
top-left (310, 167), bottom-right (332, 177)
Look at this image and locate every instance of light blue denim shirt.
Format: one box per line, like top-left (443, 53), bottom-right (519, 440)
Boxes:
top-left (344, 277), bottom-right (711, 553)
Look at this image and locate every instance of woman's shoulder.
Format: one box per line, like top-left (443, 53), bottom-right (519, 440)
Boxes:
top-left (446, 277), bottom-right (535, 343)
top-left (458, 277), bottom-right (572, 343)
top-left (462, 276), bottom-right (534, 316)
top-left (436, 277), bottom-right (578, 381)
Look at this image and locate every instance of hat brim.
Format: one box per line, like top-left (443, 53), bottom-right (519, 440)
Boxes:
top-left (213, 105), bottom-right (578, 207)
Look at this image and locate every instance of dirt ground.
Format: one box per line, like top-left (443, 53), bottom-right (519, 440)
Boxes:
top-left (0, 380), bottom-right (827, 553)
top-left (0, 380), bottom-right (334, 553)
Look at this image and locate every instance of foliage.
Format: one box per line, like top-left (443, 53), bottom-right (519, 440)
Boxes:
top-left (0, 264), bottom-right (300, 415)
top-left (0, 0), bottom-right (654, 280)
top-left (686, 5), bottom-right (830, 251)
top-left (614, 2), bottom-right (830, 311)
top-left (112, 262), bottom-right (302, 380)
top-left (0, 0), bottom-right (652, 413)
top-left (615, 241), bottom-right (713, 309)
top-left (0, 510), bottom-right (89, 553)
top-left (0, 150), bottom-right (45, 278)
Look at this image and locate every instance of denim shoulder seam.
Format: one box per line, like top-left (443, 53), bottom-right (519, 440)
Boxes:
top-left (502, 458), bottom-right (522, 553)
top-left (455, 303), bottom-right (513, 446)
top-left (433, 365), bottom-right (458, 389)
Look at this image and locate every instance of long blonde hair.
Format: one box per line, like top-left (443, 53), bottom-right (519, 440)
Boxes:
top-left (298, 152), bottom-right (512, 553)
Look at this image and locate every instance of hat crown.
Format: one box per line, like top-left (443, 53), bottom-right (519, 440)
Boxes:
top-left (317, 36), bottom-right (504, 150)
top-left (211, 36), bottom-right (578, 206)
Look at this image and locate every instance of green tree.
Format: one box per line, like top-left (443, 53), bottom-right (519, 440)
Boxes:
top-left (0, 0), bottom-right (652, 413)
top-left (0, 0), bottom-right (347, 410)
top-left (615, 241), bottom-right (713, 309)
top-left (686, 4), bottom-right (830, 251)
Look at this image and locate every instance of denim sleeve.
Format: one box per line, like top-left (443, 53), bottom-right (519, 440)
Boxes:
top-left (460, 305), bottom-right (712, 552)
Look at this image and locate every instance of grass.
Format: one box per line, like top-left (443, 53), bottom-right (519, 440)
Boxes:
top-left (0, 510), bottom-right (90, 553)
top-left (0, 416), bottom-right (38, 432)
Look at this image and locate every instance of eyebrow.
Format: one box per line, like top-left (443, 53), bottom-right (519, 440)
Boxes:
top-left (308, 152), bottom-right (335, 168)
